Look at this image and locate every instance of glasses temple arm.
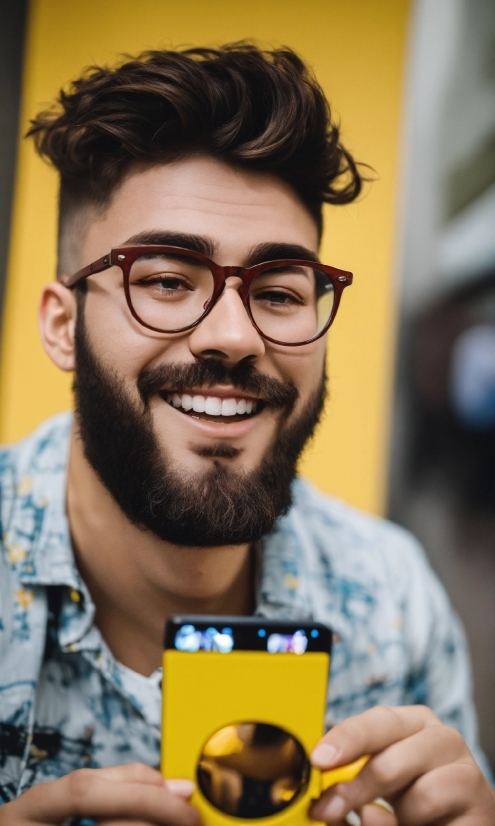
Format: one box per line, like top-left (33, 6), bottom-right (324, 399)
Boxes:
top-left (60, 252), bottom-right (112, 288)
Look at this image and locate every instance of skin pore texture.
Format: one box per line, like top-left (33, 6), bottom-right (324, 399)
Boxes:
top-left (39, 156), bottom-right (325, 676)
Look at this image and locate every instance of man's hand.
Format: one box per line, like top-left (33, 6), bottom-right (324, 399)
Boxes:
top-left (0, 763), bottom-right (199, 826)
top-left (309, 705), bottom-right (495, 825)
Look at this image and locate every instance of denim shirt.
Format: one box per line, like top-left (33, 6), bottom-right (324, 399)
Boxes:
top-left (0, 413), bottom-right (489, 801)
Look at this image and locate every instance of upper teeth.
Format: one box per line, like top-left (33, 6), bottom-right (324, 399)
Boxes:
top-left (167, 393), bottom-right (255, 416)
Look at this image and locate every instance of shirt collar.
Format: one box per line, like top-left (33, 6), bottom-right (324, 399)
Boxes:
top-left (255, 493), bottom-right (315, 621)
top-left (13, 413), bottom-right (82, 592)
top-left (10, 413), bottom-right (314, 646)
top-left (7, 414), bottom-right (93, 646)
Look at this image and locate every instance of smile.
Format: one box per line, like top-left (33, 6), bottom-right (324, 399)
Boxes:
top-left (162, 391), bottom-right (264, 423)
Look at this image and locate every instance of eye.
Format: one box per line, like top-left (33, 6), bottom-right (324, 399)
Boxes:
top-left (141, 274), bottom-right (192, 292)
top-left (254, 289), bottom-right (303, 307)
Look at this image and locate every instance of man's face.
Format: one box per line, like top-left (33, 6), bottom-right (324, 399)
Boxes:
top-left (72, 156), bottom-right (327, 544)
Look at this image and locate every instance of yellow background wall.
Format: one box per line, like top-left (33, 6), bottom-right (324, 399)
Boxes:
top-left (0, 0), bottom-right (409, 515)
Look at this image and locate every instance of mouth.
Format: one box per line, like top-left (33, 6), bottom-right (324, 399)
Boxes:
top-left (160, 390), bottom-right (265, 423)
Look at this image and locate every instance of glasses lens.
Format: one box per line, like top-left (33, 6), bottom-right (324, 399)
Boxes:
top-left (128, 252), bottom-right (214, 332)
top-left (197, 722), bottom-right (309, 819)
top-left (248, 265), bottom-right (335, 344)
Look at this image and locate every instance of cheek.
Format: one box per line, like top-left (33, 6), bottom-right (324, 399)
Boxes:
top-left (272, 342), bottom-right (326, 405)
top-left (81, 289), bottom-right (172, 383)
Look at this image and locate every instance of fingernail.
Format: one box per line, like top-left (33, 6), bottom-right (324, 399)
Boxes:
top-left (322, 795), bottom-right (346, 821)
top-left (166, 778), bottom-right (196, 797)
top-left (311, 743), bottom-right (339, 766)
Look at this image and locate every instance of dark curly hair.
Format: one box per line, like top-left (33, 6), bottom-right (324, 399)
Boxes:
top-left (27, 43), bottom-right (365, 271)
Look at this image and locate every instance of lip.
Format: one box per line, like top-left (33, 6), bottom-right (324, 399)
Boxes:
top-left (164, 398), bottom-right (263, 438)
top-left (160, 384), bottom-right (262, 402)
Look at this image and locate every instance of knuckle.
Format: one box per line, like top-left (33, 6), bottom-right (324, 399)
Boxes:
top-left (372, 704), bottom-right (404, 731)
top-left (397, 762), bottom-right (486, 824)
top-left (127, 762), bottom-right (160, 782)
top-left (339, 718), bottom-right (362, 742)
top-left (375, 705), bottom-right (400, 723)
top-left (416, 705), bottom-right (440, 726)
top-left (328, 717), bottom-right (360, 748)
top-left (370, 753), bottom-right (395, 787)
top-left (67, 768), bottom-right (96, 809)
top-left (450, 760), bottom-right (484, 793)
top-left (425, 765), bottom-right (480, 814)
top-left (414, 781), bottom-right (446, 818)
top-left (437, 724), bottom-right (465, 751)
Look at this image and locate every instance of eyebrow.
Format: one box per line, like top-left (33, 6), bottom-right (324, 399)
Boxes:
top-left (122, 232), bottom-right (319, 266)
top-left (123, 231), bottom-right (216, 258)
top-left (246, 242), bottom-right (319, 266)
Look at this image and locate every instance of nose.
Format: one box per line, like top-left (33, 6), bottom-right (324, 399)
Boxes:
top-left (188, 276), bottom-right (265, 364)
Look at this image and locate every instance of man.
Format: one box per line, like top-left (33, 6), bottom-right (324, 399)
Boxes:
top-left (0, 44), bottom-right (493, 825)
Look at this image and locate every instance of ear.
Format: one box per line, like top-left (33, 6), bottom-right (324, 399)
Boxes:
top-left (38, 281), bottom-right (78, 372)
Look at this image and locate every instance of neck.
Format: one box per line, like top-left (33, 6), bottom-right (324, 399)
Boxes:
top-left (67, 426), bottom-right (254, 676)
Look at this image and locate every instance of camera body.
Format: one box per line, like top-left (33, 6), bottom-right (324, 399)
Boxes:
top-left (161, 616), bottom-right (332, 826)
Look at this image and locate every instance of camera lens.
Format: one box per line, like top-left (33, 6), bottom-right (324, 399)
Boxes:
top-left (197, 722), bottom-right (310, 819)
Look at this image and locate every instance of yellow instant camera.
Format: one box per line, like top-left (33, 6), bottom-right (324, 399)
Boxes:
top-left (162, 616), bottom-right (366, 826)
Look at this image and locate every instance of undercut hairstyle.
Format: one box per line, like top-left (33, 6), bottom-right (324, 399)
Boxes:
top-left (27, 42), bottom-right (365, 273)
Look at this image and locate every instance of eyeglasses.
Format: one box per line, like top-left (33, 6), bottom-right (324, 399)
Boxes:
top-left (62, 245), bottom-right (353, 346)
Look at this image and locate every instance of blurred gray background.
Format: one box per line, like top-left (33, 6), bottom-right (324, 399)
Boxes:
top-left (389, 0), bottom-right (495, 771)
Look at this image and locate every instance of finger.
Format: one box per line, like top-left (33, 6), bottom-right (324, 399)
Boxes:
top-left (16, 770), bottom-right (200, 825)
top-left (95, 767), bottom-right (195, 797)
top-left (314, 723), bottom-right (473, 818)
top-left (393, 762), bottom-right (494, 826)
top-left (99, 822), bottom-right (158, 826)
top-left (360, 802), bottom-right (398, 826)
top-left (93, 763), bottom-right (166, 786)
top-left (311, 706), bottom-right (439, 769)
top-left (310, 800), bottom-right (397, 826)
top-left (165, 780), bottom-right (196, 799)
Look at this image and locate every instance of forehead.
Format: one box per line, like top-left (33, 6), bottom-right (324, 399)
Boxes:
top-left (82, 156), bottom-right (320, 261)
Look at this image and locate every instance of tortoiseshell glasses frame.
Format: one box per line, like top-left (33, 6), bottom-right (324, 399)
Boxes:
top-left (61, 245), bottom-right (353, 347)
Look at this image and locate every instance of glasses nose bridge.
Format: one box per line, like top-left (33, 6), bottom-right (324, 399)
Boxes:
top-left (212, 265), bottom-right (251, 319)
top-left (221, 265), bottom-right (246, 279)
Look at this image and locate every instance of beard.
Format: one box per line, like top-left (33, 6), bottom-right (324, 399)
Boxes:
top-left (73, 311), bottom-right (326, 547)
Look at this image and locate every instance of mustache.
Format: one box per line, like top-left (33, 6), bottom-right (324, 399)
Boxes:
top-left (137, 358), bottom-right (299, 412)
